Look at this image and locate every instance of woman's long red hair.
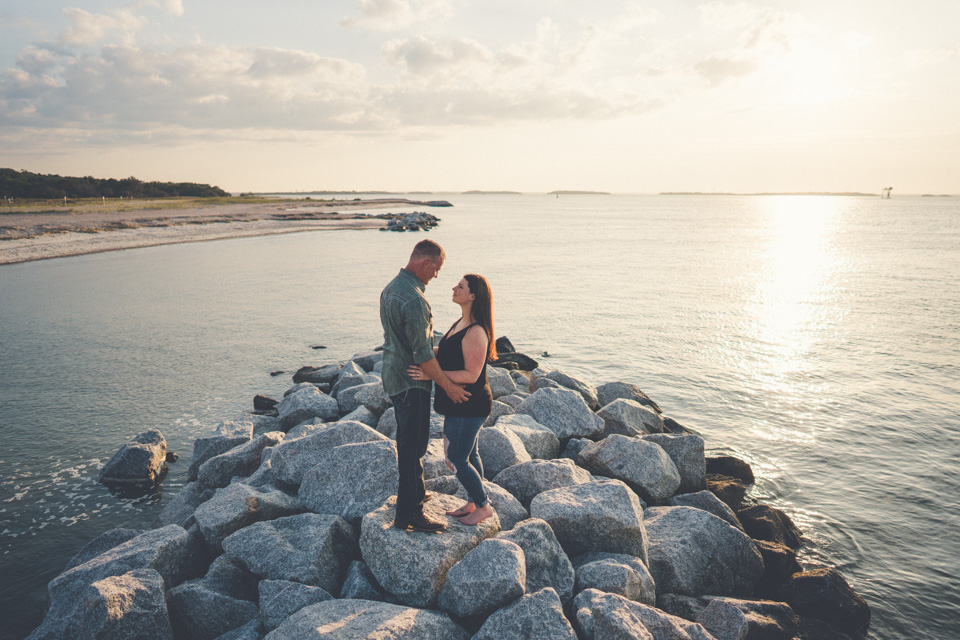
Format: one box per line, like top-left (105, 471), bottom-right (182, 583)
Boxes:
top-left (464, 274), bottom-right (497, 361)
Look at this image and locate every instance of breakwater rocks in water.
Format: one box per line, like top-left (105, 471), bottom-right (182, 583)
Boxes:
top-left (30, 343), bottom-right (870, 640)
top-left (380, 211), bottom-right (440, 232)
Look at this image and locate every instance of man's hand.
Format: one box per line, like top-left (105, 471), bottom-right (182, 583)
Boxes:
top-left (417, 358), bottom-right (471, 404)
top-left (441, 381), bottom-right (470, 404)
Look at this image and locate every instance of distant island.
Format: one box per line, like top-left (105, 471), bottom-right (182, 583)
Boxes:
top-left (548, 190), bottom-right (611, 195)
top-left (1, 168), bottom-right (228, 199)
top-left (660, 191), bottom-right (877, 197)
top-left (462, 190), bottom-right (523, 195)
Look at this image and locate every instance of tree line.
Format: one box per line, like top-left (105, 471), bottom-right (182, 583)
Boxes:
top-left (1, 168), bottom-right (229, 199)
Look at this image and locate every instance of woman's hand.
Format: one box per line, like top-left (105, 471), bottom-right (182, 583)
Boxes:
top-left (408, 365), bottom-right (426, 380)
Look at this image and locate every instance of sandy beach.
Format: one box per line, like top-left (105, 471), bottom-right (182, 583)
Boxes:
top-left (0, 198), bottom-right (435, 265)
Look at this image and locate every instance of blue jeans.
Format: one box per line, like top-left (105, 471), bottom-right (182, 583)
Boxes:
top-left (444, 415), bottom-right (488, 508)
top-left (392, 387), bottom-right (432, 521)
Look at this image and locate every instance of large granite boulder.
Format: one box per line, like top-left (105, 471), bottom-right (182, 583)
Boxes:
top-left (422, 438), bottom-right (455, 480)
top-left (472, 587), bottom-right (578, 640)
top-left (668, 490), bottom-right (743, 531)
top-left (64, 528), bottom-right (147, 571)
top-left (642, 434), bottom-right (706, 494)
top-left (276, 386), bottom-right (340, 431)
top-left (573, 553), bottom-right (656, 606)
top-left (350, 350), bottom-right (383, 372)
top-left (753, 540), bottom-right (802, 595)
top-left (194, 483), bottom-right (306, 549)
top-left (530, 479), bottom-right (649, 562)
top-left (338, 560), bottom-right (390, 602)
top-left (697, 597), bottom-right (800, 640)
top-left (486, 364), bottom-right (518, 398)
top-left (258, 580), bottom-right (334, 631)
top-left (197, 432), bottom-right (284, 491)
top-left (359, 494), bottom-right (500, 608)
top-left (337, 380), bottom-right (391, 416)
top-left (166, 555), bottom-right (260, 640)
top-left (298, 440), bottom-right (399, 524)
top-left (438, 538), bottom-right (526, 618)
top-left (154, 481), bottom-right (213, 529)
top-left (578, 435), bottom-right (680, 504)
top-left (28, 525), bottom-right (201, 640)
top-left (706, 456), bottom-right (755, 485)
top-left (330, 372), bottom-right (378, 401)
top-left (376, 407), bottom-right (398, 438)
top-left (496, 517), bottom-right (576, 606)
top-left (515, 387), bottom-right (604, 440)
top-left (270, 421), bottom-right (388, 487)
top-left (222, 513), bottom-right (354, 594)
top-left (98, 429), bottom-right (167, 486)
top-left (596, 381), bottom-right (662, 414)
top-left (574, 589), bottom-right (714, 640)
top-left (736, 504), bottom-right (803, 549)
top-left (426, 476), bottom-right (529, 530)
top-left (598, 399), bottom-right (665, 437)
top-left (73, 569), bottom-right (173, 640)
top-left (644, 506), bottom-right (764, 597)
top-left (477, 424), bottom-right (532, 479)
top-left (481, 399), bottom-right (515, 427)
top-left (262, 599), bottom-right (469, 639)
top-left (496, 413), bottom-right (560, 459)
top-left (292, 363), bottom-right (341, 385)
top-left (777, 568), bottom-right (870, 639)
top-left (706, 474), bottom-right (748, 511)
top-left (492, 458), bottom-right (594, 509)
top-left (544, 370), bottom-right (600, 409)
top-left (189, 420), bottom-right (254, 481)
top-left (339, 405), bottom-right (379, 428)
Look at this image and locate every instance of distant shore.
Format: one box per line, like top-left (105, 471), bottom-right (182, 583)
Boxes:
top-left (0, 198), bottom-right (440, 266)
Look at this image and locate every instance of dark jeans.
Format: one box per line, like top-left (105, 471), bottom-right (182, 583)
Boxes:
top-left (444, 415), bottom-right (488, 508)
top-left (392, 387), bottom-right (432, 521)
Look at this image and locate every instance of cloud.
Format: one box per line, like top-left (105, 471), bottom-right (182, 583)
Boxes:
top-left (341, 0), bottom-right (453, 31)
top-left (59, 7), bottom-right (145, 47)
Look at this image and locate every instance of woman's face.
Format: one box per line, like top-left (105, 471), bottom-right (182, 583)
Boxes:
top-left (452, 278), bottom-right (475, 305)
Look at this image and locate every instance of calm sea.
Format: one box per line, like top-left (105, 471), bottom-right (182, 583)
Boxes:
top-left (1, 194), bottom-right (957, 639)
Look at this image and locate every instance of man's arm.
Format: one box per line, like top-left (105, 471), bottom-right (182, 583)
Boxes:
top-left (418, 357), bottom-right (471, 403)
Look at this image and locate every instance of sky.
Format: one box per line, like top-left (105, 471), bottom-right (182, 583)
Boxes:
top-left (1, 0), bottom-right (958, 194)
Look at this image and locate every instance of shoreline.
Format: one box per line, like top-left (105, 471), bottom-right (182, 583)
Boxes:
top-left (0, 199), bottom-right (431, 266)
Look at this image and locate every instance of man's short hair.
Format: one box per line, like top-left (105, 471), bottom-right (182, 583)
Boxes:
top-left (410, 239), bottom-right (445, 262)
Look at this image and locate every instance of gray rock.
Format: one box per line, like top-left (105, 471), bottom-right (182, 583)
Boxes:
top-left (262, 599), bottom-right (469, 639)
top-left (222, 513), bottom-right (354, 594)
top-left (560, 437), bottom-right (590, 463)
top-left (544, 370), bottom-right (600, 409)
top-left (497, 393), bottom-right (526, 408)
top-left (270, 421), bottom-right (389, 487)
top-left (530, 479), bottom-right (649, 563)
top-left (598, 399), bottom-right (665, 437)
top-left (194, 483), bottom-right (306, 550)
top-left (477, 424), bottom-right (532, 479)
top-left (75, 569), bottom-right (173, 640)
top-left (644, 506), bottom-right (764, 598)
top-left (276, 387), bottom-right (340, 431)
top-left (339, 405), bottom-right (379, 428)
top-left (574, 556), bottom-right (657, 606)
top-left (697, 598), bottom-right (800, 640)
top-left (298, 440), bottom-right (399, 524)
top-left (98, 430), bottom-right (167, 486)
top-left (777, 567), bottom-right (870, 639)
top-left (65, 528), bottom-right (146, 571)
top-left (509, 370), bottom-right (530, 387)
top-left (575, 588), bottom-right (715, 640)
top-left (472, 587), bottom-right (578, 640)
top-left (656, 594), bottom-right (716, 622)
top-left (376, 407), bottom-right (397, 438)
top-left (293, 363), bottom-right (341, 386)
top-left (167, 555), bottom-right (259, 640)
top-left (530, 376), bottom-right (562, 392)
top-left (515, 387), bottom-right (604, 440)
top-left (481, 399), bottom-right (515, 427)
top-left (667, 491), bottom-right (742, 531)
top-left (596, 382), bottom-right (662, 414)
top-left (578, 435), bottom-right (680, 504)
top-left (351, 350), bottom-right (383, 372)
top-left (339, 560), bottom-right (388, 601)
top-left (338, 360), bottom-right (367, 380)
top-left (283, 420), bottom-right (327, 441)
top-left (426, 477), bottom-right (529, 530)
top-left (438, 538), bottom-right (526, 618)
top-left (190, 420), bottom-right (255, 481)
top-left (492, 458), bottom-right (594, 509)
top-left (496, 518), bottom-right (575, 606)
top-left (28, 525), bottom-right (202, 640)
top-left (330, 372), bottom-right (378, 401)
top-left (359, 494), bottom-right (500, 608)
top-left (422, 438), bottom-right (454, 480)
top-left (197, 432), bottom-right (285, 491)
top-left (283, 382), bottom-right (321, 398)
top-left (258, 580), bottom-right (334, 631)
top-left (155, 482), bottom-right (214, 529)
top-left (246, 413), bottom-right (282, 438)
top-left (213, 619), bottom-right (263, 640)
top-left (242, 456), bottom-right (275, 488)
top-left (642, 434), bottom-right (706, 494)
top-left (497, 413), bottom-right (560, 459)
top-left (486, 364), bottom-right (518, 398)
top-left (337, 379), bottom-right (390, 416)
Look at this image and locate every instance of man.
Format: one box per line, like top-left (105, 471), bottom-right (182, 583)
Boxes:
top-left (380, 239), bottom-right (469, 532)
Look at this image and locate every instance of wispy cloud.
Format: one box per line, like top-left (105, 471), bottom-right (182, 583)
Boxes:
top-left (341, 0), bottom-right (454, 31)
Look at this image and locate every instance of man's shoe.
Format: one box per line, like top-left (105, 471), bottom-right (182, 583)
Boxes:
top-left (394, 513), bottom-right (446, 533)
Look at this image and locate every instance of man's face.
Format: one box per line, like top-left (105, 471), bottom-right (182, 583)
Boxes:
top-left (421, 257), bottom-right (443, 284)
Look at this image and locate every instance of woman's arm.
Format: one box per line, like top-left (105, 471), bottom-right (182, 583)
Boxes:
top-left (442, 325), bottom-right (488, 384)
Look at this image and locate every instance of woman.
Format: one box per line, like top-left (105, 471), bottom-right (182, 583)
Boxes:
top-left (408, 274), bottom-right (496, 525)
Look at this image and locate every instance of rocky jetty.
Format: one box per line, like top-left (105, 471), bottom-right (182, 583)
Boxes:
top-left (380, 211), bottom-right (440, 232)
top-left (33, 341), bottom-right (871, 639)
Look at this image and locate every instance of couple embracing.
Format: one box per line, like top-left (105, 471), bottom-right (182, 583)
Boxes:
top-left (380, 239), bottom-right (496, 533)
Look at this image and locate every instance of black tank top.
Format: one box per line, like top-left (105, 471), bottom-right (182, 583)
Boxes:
top-left (433, 321), bottom-right (493, 418)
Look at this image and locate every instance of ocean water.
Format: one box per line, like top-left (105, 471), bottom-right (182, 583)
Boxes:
top-left (1, 193), bottom-right (957, 639)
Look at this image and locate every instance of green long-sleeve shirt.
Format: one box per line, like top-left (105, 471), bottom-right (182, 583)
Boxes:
top-left (379, 268), bottom-right (435, 396)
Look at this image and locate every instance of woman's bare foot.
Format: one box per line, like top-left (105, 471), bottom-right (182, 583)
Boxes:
top-left (446, 502), bottom-right (475, 517)
top-left (459, 503), bottom-right (494, 526)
